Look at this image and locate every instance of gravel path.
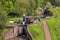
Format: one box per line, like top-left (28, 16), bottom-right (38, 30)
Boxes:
top-left (42, 20), bottom-right (52, 40)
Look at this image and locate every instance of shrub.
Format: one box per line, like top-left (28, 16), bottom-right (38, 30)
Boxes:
top-left (0, 5), bottom-right (7, 40)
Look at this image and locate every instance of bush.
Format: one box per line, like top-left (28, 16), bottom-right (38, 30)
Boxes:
top-left (0, 5), bottom-right (7, 40)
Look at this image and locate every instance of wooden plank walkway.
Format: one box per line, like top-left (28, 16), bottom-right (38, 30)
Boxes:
top-left (42, 20), bottom-right (52, 40)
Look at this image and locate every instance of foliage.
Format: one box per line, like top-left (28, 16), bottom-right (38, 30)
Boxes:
top-left (0, 5), bottom-right (7, 29)
top-left (16, 0), bottom-right (46, 15)
top-left (1, 0), bottom-right (16, 12)
top-left (0, 3), bottom-right (7, 40)
top-left (49, 0), bottom-right (60, 6)
top-left (0, 0), bottom-right (47, 17)
top-left (0, 0), bottom-right (16, 18)
top-left (1, 0), bottom-right (60, 17)
top-left (46, 2), bottom-right (52, 8)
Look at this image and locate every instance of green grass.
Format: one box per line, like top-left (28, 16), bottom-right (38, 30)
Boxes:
top-left (29, 20), bottom-right (45, 40)
top-left (56, 14), bottom-right (60, 40)
top-left (8, 17), bottom-right (22, 22)
top-left (46, 18), bottom-right (57, 40)
top-left (6, 17), bottom-right (22, 26)
top-left (42, 7), bottom-right (60, 40)
top-left (46, 14), bottom-right (60, 40)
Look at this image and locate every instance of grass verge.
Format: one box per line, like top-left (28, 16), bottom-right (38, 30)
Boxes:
top-left (29, 20), bottom-right (45, 40)
top-left (46, 14), bottom-right (60, 40)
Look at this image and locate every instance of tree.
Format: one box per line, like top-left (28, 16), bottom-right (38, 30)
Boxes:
top-left (0, 0), bottom-right (7, 29)
top-left (0, 0), bottom-right (16, 12)
top-left (0, 0), bottom-right (47, 17)
top-left (16, 0), bottom-right (46, 16)
top-left (16, 0), bottom-right (30, 15)
top-left (49, 0), bottom-right (60, 6)
top-left (0, 3), bottom-right (7, 40)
